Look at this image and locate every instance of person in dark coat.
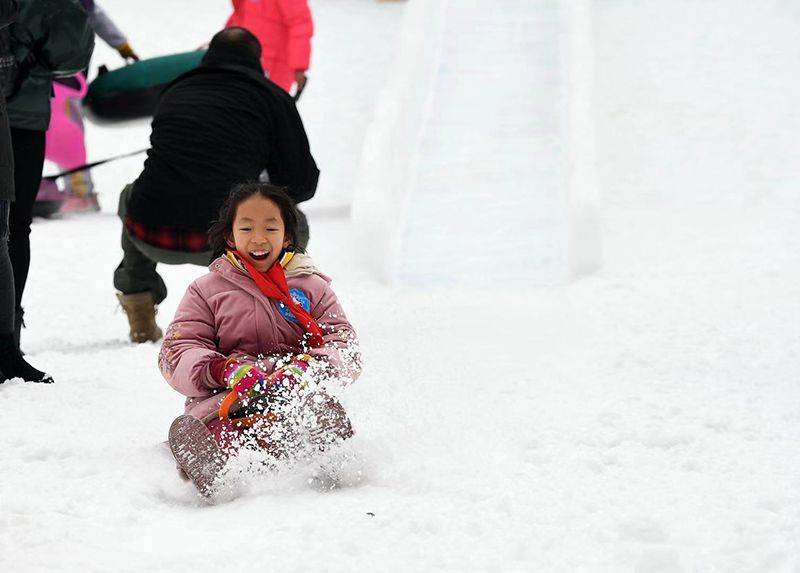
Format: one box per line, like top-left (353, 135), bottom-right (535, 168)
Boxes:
top-left (41, 0), bottom-right (140, 215)
top-left (0, 1), bottom-right (14, 196)
top-left (3, 0), bottom-right (93, 374)
top-left (0, 0), bottom-right (92, 382)
top-left (0, 0), bottom-right (40, 383)
top-left (114, 27), bottom-right (319, 344)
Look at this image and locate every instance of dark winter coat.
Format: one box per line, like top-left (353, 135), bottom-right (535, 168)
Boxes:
top-left (0, 0), bottom-right (17, 201)
top-left (6, 0), bottom-right (94, 132)
top-left (127, 46), bottom-right (319, 233)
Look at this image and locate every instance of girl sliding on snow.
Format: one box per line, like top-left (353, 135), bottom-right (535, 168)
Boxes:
top-left (158, 183), bottom-right (361, 495)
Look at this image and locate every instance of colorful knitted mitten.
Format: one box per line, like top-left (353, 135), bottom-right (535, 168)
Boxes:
top-left (224, 355), bottom-right (314, 398)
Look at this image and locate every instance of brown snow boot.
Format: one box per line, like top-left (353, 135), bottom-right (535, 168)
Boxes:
top-left (116, 292), bottom-right (163, 343)
top-left (169, 415), bottom-right (227, 497)
top-left (302, 391), bottom-right (354, 448)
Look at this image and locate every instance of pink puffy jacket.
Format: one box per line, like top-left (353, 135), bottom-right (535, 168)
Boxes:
top-left (158, 254), bottom-right (361, 420)
top-left (226, 0), bottom-right (313, 93)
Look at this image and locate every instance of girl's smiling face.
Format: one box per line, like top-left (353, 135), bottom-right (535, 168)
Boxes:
top-left (228, 194), bottom-right (290, 272)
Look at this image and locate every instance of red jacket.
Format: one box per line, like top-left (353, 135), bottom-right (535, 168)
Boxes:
top-left (226, 0), bottom-right (313, 93)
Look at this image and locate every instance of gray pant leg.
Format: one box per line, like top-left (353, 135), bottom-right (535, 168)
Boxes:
top-left (113, 228), bottom-right (168, 304)
top-left (295, 206), bottom-right (310, 250)
top-left (114, 184), bottom-right (168, 303)
top-left (114, 184), bottom-right (213, 304)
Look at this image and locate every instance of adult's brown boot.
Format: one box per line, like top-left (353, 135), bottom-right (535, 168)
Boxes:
top-left (116, 292), bottom-right (163, 343)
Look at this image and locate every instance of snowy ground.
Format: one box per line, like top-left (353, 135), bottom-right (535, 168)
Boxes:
top-left (2, 1), bottom-right (800, 571)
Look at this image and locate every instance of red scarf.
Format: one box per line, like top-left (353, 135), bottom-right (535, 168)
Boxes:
top-left (231, 250), bottom-right (324, 348)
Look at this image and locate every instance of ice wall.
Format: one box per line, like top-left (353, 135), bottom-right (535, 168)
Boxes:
top-left (351, 0), bottom-right (601, 286)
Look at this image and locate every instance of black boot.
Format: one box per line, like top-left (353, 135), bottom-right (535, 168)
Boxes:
top-left (0, 333), bottom-right (53, 383)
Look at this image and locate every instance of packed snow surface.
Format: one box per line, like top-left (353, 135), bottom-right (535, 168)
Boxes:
top-left (2, 1), bottom-right (800, 571)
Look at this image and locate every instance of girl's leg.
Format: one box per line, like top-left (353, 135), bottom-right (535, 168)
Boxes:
top-left (207, 417), bottom-right (246, 454)
top-left (168, 415), bottom-right (226, 496)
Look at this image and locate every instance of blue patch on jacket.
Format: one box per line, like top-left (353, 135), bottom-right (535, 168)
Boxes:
top-left (277, 288), bottom-right (311, 324)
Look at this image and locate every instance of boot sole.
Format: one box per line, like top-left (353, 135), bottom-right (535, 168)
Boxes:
top-left (303, 392), bottom-right (354, 447)
top-left (168, 415), bottom-right (227, 497)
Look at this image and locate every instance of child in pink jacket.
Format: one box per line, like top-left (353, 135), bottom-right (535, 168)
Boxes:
top-left (225, 0), bottom-right (313, 94)
top-left (159, 183), bottom-right (360, 490)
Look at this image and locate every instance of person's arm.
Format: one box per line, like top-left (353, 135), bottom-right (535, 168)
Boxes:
top-left (87, 3), bottom-right (124, 48)
top-left (88, 2), bottom-right (138, 60)
top-left (38, 0), bottom-right (95, 77)
top-left (264, 93), bottom-right (319, 203)
top-left (158, 282), bottom-right (227, 398)
top-left (0, 0), bottom-right (17, 30)
top-left (277, 0), bottom-right (312, 84)
top-left (307, 279), bottom-right (362, 386)
top-left (225, 0), bottom-right (244, 28)
top-left (0, 2), bottom-right (18, 98)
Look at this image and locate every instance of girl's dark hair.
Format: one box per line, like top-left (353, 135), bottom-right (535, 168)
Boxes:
top-left (208, 182), bottom-right (301, 259)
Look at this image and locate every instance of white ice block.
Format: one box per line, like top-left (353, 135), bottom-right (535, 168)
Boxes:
top-left (352, 0), bottom-right (601, 286)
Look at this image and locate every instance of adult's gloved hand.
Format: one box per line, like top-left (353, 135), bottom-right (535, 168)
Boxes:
top-left (116, 42), bottom-right (139, 62)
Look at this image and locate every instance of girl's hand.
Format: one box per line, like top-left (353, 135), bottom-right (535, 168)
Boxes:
top-left (223, 358), bottom-right (270, 397)
top-left (212, 354), bottom-right (317, 397)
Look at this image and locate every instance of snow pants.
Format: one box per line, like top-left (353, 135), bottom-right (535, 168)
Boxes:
top-left (46, 75), bottom-right (94, 197)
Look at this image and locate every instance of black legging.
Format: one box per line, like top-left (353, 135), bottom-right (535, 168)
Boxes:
top-left (8, 127), bottom-right (46, 314)
top-left (0, 200), bottom-right (15, 335)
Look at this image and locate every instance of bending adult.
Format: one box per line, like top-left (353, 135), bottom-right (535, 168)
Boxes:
top-left (0, 0), bottom-right (93, 383)
top-left (225, 0), bottom-right (313, 95)
top-left (113, 27), bottom-right (319, 344)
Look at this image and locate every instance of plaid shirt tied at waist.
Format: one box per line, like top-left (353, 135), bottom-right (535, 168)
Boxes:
top-left (124, 215), bottom-right (210, 253)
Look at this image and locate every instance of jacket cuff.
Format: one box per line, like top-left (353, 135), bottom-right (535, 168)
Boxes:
top-left (205, 357), bottom-right (228, 388)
